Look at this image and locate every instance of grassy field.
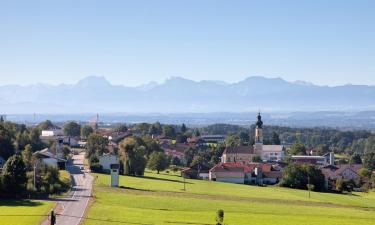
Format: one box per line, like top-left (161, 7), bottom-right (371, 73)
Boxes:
top-left (84, 171), bottom-right (375, 225)
top-left (0, 200), bottom-right (54, 225)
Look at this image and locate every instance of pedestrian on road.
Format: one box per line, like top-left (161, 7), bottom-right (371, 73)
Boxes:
top-left (50, 210), bottom-right (56, 225)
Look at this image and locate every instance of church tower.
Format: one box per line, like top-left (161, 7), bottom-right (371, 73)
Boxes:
top-left (254, 112), bottom-right (263, 155)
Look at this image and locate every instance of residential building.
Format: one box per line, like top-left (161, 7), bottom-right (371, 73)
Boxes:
top-left (321, 164), bottom-right (362, 189)
top-left (292, 152), bottom-right (335, 166)
top-left (209, 162), bottom-right (282, 185)
top-left (99, 153), bottom-right (120, 173)
top-left (33, 148), bottom-right (67, 169)
top-left (200, 135), bottom-right (226, 144)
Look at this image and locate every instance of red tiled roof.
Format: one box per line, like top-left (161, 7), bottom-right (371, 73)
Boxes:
top-left (223, 146), bottom-right (255, 154)
top-left (210, 162), bottom-right (277, 173)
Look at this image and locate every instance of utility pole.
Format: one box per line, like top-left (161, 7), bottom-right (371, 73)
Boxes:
top-left (308, 175), bottom-right (311, 198)
top-left (33, 162), bottom-right (37, 190)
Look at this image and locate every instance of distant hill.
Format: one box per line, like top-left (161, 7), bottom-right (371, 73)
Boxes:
top-left (1, 75), bottom-right (375, 113)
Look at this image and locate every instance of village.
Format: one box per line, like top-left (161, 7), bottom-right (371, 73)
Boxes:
top-left (12, 112), bottom-right (372, 196)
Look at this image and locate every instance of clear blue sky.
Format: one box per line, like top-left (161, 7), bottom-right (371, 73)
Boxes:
top-left (0, 0), bottom-right (374, 86)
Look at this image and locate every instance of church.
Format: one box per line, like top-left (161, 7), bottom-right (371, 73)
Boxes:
top-left (221, 113), bottom-right (285, 163)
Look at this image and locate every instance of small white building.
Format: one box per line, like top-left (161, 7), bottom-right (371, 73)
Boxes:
top-left (99, 154), bottom-right (120, 173)
top-left (41, 128), bottom-right (63, 137)
top-left (261, 145), bottom-right (286, 161)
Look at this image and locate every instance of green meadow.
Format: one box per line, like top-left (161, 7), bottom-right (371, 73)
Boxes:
top-left (0, 200), bottom-right (54, 225)
top-left (84, 171), bottom-right (375, 225)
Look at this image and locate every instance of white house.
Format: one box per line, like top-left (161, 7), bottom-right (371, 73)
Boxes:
top-left (33, 148), bottom-right (67, 169)
top-left (41, 128), bottom-right (63, 137)
top-left (99, 154), bottom-right (120, 173)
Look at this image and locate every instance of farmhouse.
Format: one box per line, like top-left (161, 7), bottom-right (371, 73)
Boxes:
top-left (321, 164), bottom-right (362, 189)
top-left (209, 162), bottom-right (282, 185)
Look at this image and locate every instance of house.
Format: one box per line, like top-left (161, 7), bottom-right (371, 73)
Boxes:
top-left (292, 153), bottom-right (335, 166)
top-left (99, 153), bottom-right (120, 173)
top-left (33, 148), bottom-right (67, 169)
top-left (181, 162), bottom-right (211, 179)
top-left (261, 145), bottom-right (285, 161)
top-left (321, 164), bottom-right (362, 190)
top-left (209, 162), bottom-right (282, 185)
top-left (200, 135), bottom-right (226, 144)
top-left (41, 127), bottom-right (63, 137)
top-left (221, 146), bottom-right (256, 163)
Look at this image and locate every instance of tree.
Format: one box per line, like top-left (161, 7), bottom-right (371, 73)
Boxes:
top-left (358, 168), bottom-right (372, 179)
top-left (272, 132), bottom-right (281, 145)
top-left (163, 125), bottom-right (176, 139)
top-left (61, 145), bottom-right (71, 157)
top-left (280, 163), bottom-right (325, 191)
top-left (184, 147), bottom-right (195, 167)
top-left (1, 154), bottom-right (27, 197)
top-left (288, 140), bottom-right (307, 155)
top-left (80, 125), bottom-right (94, 139)
top-left (37, 120), bottom-right (55, 130)
top-left (0, 123), bottom-right (15, 160)
top-left (149, 122), bottom-right (162, 135)
top-left (119, 137), bottom-right (147, 176)
top-left (238, 132), bottom-right (250, 145)
top-left (63, 121), bottom-right (81, 137)
top-left (147, 152), bottom-right (168, 174)
top-left (314, 145), bottom-right (330, 156)
top-left (86, 133), bottom-right (108, 164)
top-left (225, 134), bottom-right (241, 147)
top-left (181, 123), bottom-right (187, 133)
top-left (22, 144), bottom-right (33, 171)
top-left (350, 153), bottom-right (362, 164)
top-left (363, 152), bottom-right (375, 170)
top-left (114, 124), bottom-right (128, 133)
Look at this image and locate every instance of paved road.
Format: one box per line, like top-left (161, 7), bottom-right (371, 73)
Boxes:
top-left (43, 153), bottom-right (94, 225)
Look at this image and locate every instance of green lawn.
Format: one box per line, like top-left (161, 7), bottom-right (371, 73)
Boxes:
top-left (85, 171), bottom-right (375, 225)
top-left (0, 200), bottom-right (54, 225)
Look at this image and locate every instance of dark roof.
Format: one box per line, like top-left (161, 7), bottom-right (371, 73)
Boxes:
top-left (223, 146), bottom-right (255, 154)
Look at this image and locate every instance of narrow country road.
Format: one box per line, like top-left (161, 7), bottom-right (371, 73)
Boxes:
top-left (42, 152), bottom-right (94, 225)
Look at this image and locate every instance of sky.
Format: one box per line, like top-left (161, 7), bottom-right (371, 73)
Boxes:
top-left (0, 0), bottom-right (374, 87)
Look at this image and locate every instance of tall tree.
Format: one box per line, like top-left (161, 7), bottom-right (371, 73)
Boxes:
top-left (86, 133), bottom-right (108, 164)
top-left (288, 140), bottom-right (307, 155)
top-left (1, 154), bottom-right (27, 197)
top-left (114, 124), bottom-right (128, 132)
top-left (272, 132), bottom-right (281, 145)
top-left (63, 121), bottom-right (81, 137)
top-left (21, 144), bottom-right (33, 171)
top-left (0, 123), bottom-right (15, 160)
top-left (147, 151), bottom-right (168, 174)
top-left (181, 123), bottom-right (187, 133)
top-left (80, 125), bottom-right (94, 139)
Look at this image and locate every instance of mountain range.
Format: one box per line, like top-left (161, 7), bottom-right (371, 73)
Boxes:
top-left (1, 76), bottom-right (375, 114)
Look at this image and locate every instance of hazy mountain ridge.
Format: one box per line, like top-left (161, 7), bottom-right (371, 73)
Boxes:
top-left (1, 76), bottom-right (375, 113)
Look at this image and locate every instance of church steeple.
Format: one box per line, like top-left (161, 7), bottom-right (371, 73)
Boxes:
top-left (255, 112), bottom-right (263, 143)
top-left (256, 112), bottom-right (263, 129)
